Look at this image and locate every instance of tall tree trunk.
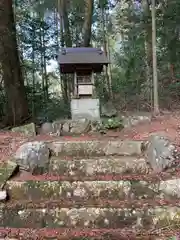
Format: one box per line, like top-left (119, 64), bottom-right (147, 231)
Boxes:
top-left (31, 13), bottom-right (36, 119)
top-left (142, 0), bottom-right (153, 107)
top-left (59, 0), bottom-right (72, 108)
top-left (82, 0), bottom-right (94, 47)
top-left (59, 0), bottom-right (72, 47)
top-left (99, 2), bottom-right (112, 99)
top-left (39, 22), bottom-right (46, 102)
top-left (151, 0), bottom-right (159, 114)
top-left (42, 24), bottom-right (49, 102)
top-left (144, 39), bottom-right (152, 104)
top-left (59, 0), bottom-right (69, 104)
top-left (0, 0), bottom-right (29, 125)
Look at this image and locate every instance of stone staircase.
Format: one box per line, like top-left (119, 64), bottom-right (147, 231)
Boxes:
top-left (0, 139), bottom-right (179, 239)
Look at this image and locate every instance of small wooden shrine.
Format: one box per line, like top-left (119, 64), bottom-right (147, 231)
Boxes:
top-left (58, 47), bottom-right (109, 120)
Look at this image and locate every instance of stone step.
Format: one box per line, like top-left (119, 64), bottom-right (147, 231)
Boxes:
top-left (0, 205), bottom-right (180, 229)
top-left (9, 168), bottom-right (180, 182)
top-left (0, 227), bottom-right (172, 239)
top-left (7, 178), bottom-right (180, 201)
top-left (5, 198), bottom-right (180, 210)
top-left (48, 139), bottom-right (145, 157)
top-left (49, 156), bottom-right (149, 176)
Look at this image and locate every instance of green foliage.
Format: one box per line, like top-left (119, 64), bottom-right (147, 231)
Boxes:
top-left (95, 76), bottom-right (110, 103)
top-left (105, 0), bottom-right (180, 110)
top-left (37, 97), bottom-right (70, 121)
top-left (26, 84), bottom-right (70, 121)
top-left (93, 117), bottom-right (124, 133)
top-left (102, 117), bottom-right (124, 130)
top-left (7, 0), bottom-right (180, 124)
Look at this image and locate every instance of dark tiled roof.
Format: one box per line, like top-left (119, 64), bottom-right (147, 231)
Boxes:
top-left (58, 47), bottom-right (109, 65)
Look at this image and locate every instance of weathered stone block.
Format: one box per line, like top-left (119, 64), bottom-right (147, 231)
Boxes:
top-left (0, 161), bottom-right (18, 186)
top-left (104, 140), bottom-right (143, 156)
top-left (38, 122), bottom-right (54, 135)
top-left (49, 156), bottom-right (149, 176)
top-left (7, 178), bottom-right (180, 202)
top-left (11, 123), bottom-right (36, 137)
top-left (6, 180), bottom-right (133, 201)
top-left (0, 206), bottom-right (180, 230)
top-left (48, 140), bottom-right (144, 157)
top-left (14, 141), bottom-right (50, 174)
top-left (145, 133), bottom-right (177, 172)
top-left (121, 113), bottom-right (151, 128)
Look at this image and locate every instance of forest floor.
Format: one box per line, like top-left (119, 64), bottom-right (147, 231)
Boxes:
top-left (0, 110), bottom-right (180, 162)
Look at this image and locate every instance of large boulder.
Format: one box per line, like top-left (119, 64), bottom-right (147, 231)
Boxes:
top-left (145, 133), bottom-right (178, 172)
top-left (38, 122), bottom-right (54, 135)
top-left (70, 118), bottom-right (91, 134)
top-left (14, 141), bottom-right (50, 175)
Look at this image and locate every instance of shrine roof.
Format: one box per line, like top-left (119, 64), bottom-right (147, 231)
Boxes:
top-left (58, 47), bottom-right (109, 65)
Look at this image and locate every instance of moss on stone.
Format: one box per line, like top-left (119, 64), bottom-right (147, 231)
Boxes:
top-left (11, 123), bottom-right (36, 136)
top-left (1, 207), bottom-right (180, 229)
top-left (49, 156), bottom-right (148, 176)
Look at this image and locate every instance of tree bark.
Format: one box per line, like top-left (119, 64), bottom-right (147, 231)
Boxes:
top-left (58, 0), bottom-right (71, 105)
top-left (0, 0), bottom-right (29, 125)
top-left (59, 0), bottom-right (72, 47)
top-left (142, 0), bottom-right (153, 105)
top-left (151, 0), bottom-right (159, 115)
top-left (82, 0), bottom-right (94, 47)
